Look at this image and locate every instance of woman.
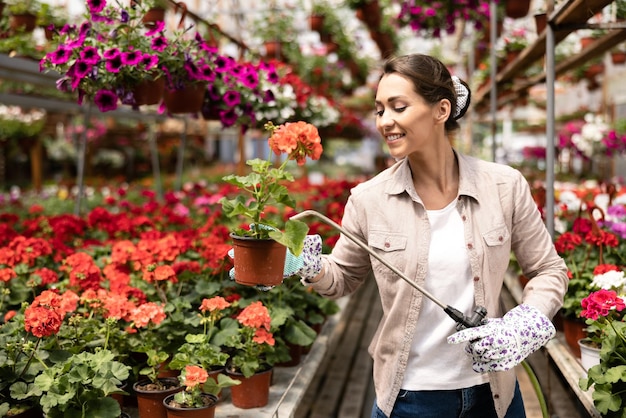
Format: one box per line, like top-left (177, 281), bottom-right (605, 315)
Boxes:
top-left (244, 53), bottom-right (568, 418)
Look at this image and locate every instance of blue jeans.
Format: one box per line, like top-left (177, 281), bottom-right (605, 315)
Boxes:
top-left (370, 381), bottom-right (526, 418)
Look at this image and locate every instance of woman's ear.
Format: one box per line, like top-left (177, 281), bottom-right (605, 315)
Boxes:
top-left (435, 98), bottom-right (452, 123)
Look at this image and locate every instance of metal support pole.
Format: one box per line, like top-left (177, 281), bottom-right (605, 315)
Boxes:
top-left (148, 119), bottom-right (163, 201)
top-left (74, 103), bottom-right (92, 216)
top-left (174, 118), bottom-right (188, 191)
top-left (545, 18), bottom-right (556, 238)
top-left (489, 0), bottom-right (498, 162)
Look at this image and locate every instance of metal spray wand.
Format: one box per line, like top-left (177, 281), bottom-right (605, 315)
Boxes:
top-left (290, 210), bottom-right (487, 330)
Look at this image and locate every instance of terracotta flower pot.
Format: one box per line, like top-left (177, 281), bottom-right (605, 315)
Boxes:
top-left (163, 83), bottom-right (206, 114)
top-left (163, 393), bottom-right (218, 418)
top-left (143, 7), bottom-right (166, 27)
top-left (227, 368), bottom-right (273, 409)
top-left (562, 316), bottom-right (586, 357)
top-left (611, 51), bottom-right (626, 65)
top-left (9, 13), bottom-right (37, 32)
top-left (309, 14), bottom-right (324, 32)
top-left (133, 76), bottom-right (165, 106)
top-left (505, 0), bottom-right (530, 18)
top-left (230, 234), bottom-right (286, 287)
top-left (534, 13), bottom-right (547, 34)
top-left (133, 378), bottom-right (183, 418)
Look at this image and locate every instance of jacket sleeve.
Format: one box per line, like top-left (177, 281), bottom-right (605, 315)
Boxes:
top-left (307, 196), bottom-right (373, 299)
top-left (510, 170), bottom-right (568, 319)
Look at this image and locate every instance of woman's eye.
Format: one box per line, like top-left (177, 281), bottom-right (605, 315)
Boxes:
top-left (375, 109), bottom-right (384, 117)
top-left (394, 106), bottom-right (407, 113)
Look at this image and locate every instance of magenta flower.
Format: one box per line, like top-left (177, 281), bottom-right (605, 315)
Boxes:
top-left (223, 90), bottom-right (241, 107)
top-left (151, 36), bottom-right (168, 52)
top-left (94, 89), bottom-right (118, 112)
top-left (79, 46), bottom-right (100, 64)
top-left (146, 21), bottom-right (164, 37)
top-left (72, 60), bottom-right (94, 79)
top-left (105, 54), bottom-right (123, 73)
top-left (121, 50), bottom-right (142, 66)
top-left (140, 54), bottom-right (159, 70)
top-left (46, 45), bottom-right (73, 65)
top-left (87, 0), bottom-right (107, 14)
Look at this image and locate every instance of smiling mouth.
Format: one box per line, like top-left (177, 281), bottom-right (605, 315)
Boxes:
top-left (386, 134), bottom-right (405, 142)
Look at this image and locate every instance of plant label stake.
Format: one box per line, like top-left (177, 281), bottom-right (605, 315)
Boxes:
top-left (290, 210), bottom-right (488, 330)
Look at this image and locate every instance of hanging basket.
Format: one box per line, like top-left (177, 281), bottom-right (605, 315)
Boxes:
top-left (9, 13), bottom-right (37, 32)
top-left (505, 0), bottom-right (530, 19)
top-left (230, 234), bottom-right (286, 287)
top-left (142, 7), bottom-right (166, 27)
top-left (163, 83), bottom-right (206, 114)
top-left (309, 14), bottom-right (325, 32)
top-left (133, 76), bottom-right (165, 106)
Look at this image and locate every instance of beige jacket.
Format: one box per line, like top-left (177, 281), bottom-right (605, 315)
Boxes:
top-left (309, 153), bottom-right (568, 418)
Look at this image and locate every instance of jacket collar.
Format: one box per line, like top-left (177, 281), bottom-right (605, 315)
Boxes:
top-left (385, 150), bottom-right (480, 202)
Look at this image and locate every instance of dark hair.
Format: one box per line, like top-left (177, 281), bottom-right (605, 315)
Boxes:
top-left (380, 54), bottom-right (471, 132)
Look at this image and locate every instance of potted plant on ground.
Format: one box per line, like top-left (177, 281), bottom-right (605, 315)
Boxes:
top-left (219, 120), bottom-right (323, 287)
top-left (162, 365), bottom-right (240, 417)
top-left (579, 287), bottom-right (626, 416)
top-left (213, 300), bottom-right (278, 409)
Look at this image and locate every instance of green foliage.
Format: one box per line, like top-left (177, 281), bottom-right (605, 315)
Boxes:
top-left (580, 321), bottom-right (626, 417)
top-left (220, 157), bottom-right (309, 256)
top-left (32, 349), bottom-right (129, 418)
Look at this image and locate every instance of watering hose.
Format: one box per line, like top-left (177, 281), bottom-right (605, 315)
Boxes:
top-left (290, 210), bottom-right (488, 330)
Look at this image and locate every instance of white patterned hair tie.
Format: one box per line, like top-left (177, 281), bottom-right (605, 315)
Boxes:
top-left (451, 75), bottom-right (470, 120)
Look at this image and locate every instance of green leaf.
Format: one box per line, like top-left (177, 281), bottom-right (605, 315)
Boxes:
top-left (269, 219), bottom-right (308, 256)
top-left (592, 383), bottom-right (623, 414)
top-left (283, 319), bottom-right (317, 346)
top-left (604, 365), bottom-right (626, 383)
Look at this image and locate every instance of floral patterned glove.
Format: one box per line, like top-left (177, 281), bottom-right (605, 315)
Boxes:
top-left (447, 304), bottom-right (555, 373)
top-left (284, 234), bottom-right (323, 281)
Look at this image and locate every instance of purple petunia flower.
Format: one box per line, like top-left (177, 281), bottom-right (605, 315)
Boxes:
top-left (73, 60), bottom-right (94, 79)
top-left (140, 54), bottom-right (159, 70)
top-left (47, 45), bottom-right (73, 65)
top-left (223, 90), bottom-right (241, 107)
top-left (197, 64), bottom-right (216, 82)
top-left (120, 9), bottom-right (129, 23)
top-left (105, 54), bottom-right (123, 73)
top-left (146, 21), bottom-right (164, 37)
top-left (240, 70), bottom-right (259, 89)
top-left (219, 108), bottom-right (238, 127)
top-left (80, 46), bottom-right (100, 64)
top-left (122, 50), bottom-right (142, 66)
top-left (151, 36), bottom-right (168, 52)
top-left (103, 48), bottom-right (120, 59)
top-left (87, 0), bottom-right (107, 15)
top-left (94, 89), bottom-right (118, 112)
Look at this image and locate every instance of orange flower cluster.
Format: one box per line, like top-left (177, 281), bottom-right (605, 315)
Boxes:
top-left (128, 301), bottom-right (166, 328)
top-left (236, 301), bottom-right (275, 347)
top-left (200, 296), bottom-right (231, 313)
top-left (182, 365), bottom-right (208, 389)
top-left (24, 290), bottom-right (78, 338)
top-left (0, 236), bottom-right (52, 267)
top-left (268, 121), bottom-right (323, 166)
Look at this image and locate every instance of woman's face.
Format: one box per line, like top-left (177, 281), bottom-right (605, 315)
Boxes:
top-left (374, 73), bottom-right (446, 160)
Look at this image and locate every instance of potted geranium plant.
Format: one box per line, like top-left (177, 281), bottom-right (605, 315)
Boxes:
top-left (579, 288), bottom-right (626, 417)
top-left (214, 300), bottom-right (278, 408)
top-left (219, 120), bottom-right (323, 287)
top-left (162, 365), bottom-right (240, 416)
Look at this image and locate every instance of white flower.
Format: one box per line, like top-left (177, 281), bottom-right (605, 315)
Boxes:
top-left (591, 270), bottom-right (626, 292)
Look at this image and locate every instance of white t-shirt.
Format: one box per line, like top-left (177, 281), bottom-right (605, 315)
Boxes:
top-left (401, 199), bottom-right (488, 390)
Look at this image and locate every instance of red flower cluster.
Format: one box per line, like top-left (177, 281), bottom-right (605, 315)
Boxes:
top-left (580, 289), bottom-right (626, 320)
